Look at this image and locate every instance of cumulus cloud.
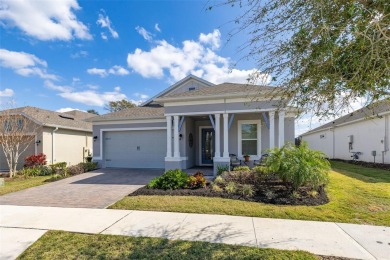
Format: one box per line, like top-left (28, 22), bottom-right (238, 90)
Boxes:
top-left (97, 10), bottom-right (118, 39)
top-left (0, 49), bottom-right (57, 80)
top-left (135, 26), bottom-right (153, 42)
top-left (0, 0), bottom-right (92, 41)
top-left (126, 29), bottom-right (269, 84)
top-left (56, 107), bottom-right (84, 113)
top-left (134, 92), bottom-right (149, 100)
top-left (44, 80), bottom-right (73, 92)
top-left (154, 23), bottom-right (161, 32)
top-left (70, 50), bottom-right (88, 59)
top-left (87, 66), bottom-right (129, 77)
top-left (0, 88), bottom-right (14, 97)
top-left (59, 87), bottom-right (127, 106)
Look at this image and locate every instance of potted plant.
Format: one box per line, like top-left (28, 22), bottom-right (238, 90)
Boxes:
top-left (243, 154), bottom-right (250, 162)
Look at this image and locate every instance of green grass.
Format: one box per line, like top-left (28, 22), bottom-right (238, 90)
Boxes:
top-left (110, 161), bottom-right (390, 226)
top-left (0, 175), bottom-right (56, 196)
top-left (18, 230), bottom-right (316, 260)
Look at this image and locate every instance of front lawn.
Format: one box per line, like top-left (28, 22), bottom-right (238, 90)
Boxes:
top-left (0, 176), bottom-right (54, 196)
top-left (110, 161), bottom-right (390, 226)
top-left (19, 230), bottom-right (316, 259)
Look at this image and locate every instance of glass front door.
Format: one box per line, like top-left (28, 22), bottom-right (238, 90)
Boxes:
top-left (201, 128), bottom-right (214, 165)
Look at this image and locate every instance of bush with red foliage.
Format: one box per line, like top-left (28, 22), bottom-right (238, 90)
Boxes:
top-left (24, 153), bottom-right (47, 168)
top-left (187, 171), bottom-right (206, 189)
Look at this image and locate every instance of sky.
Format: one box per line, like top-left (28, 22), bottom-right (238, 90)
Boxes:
top-left (0, 0), bottom-right (363, 135)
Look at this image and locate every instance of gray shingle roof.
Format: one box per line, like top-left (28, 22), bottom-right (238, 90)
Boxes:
top-left (158, 83), bottom-right (279, 99)
top-left (89, 107), bottom-right (165, 122)
top-left (302, 99), bottom-right (390, 135)
top-left (1, 106), bottom-right (92, 132)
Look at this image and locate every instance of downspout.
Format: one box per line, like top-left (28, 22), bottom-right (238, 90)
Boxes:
top-left (52, 127), bottom-right (58, 164)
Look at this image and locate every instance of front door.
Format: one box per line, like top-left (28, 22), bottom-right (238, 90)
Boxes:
top-left (201, 128), bottom-right (215, 165)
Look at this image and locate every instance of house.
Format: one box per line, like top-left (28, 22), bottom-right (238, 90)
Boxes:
top-left (89, 75), bottom-right (297, 175)
top-left (301, 99), bottom-right (390, 164)
top-left (0, 107), bottom-right (94, 171)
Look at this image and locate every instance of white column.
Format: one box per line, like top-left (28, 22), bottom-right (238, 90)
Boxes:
top-left (223, 113), bottom-right (229, 158)
top-left (214, 114), bottom-right (221, 158)
top-left (278, 110), bottom-right (285, 148)
top-left (166, 116), bottom-right (172, 158)
top-left (269, 111), bottom-right (275, 149)
top-left (173, 115), bottom-right (180, 158)
top-left (257, 121), bottom-right (261, 158)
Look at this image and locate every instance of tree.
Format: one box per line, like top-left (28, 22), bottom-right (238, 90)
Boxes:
top-left (0, 109), bottom-right (41, 177)
top-left (105, 99), bottom-right (136, 113)
top-left (87, 109), bottom-right (99, 115)
top-left (214, 0), bottom-right (390, 117)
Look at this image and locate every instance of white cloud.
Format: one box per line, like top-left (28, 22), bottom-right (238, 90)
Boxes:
top-left (87, 68), bottom-right (107, 77)
top-left (44, 80), bottom-right (73, 92)
top-left (134, 92), bottom-right (149, 100)
top-left (100, 32), bottom-right (108, 40)
top-left (135, 26), bottom-right (153, 42)
top-left (0, 88), bottom-right (14, 97)
top-left (0, 49), bottom-right (57, 80)
top-left (59, 87), bottom-right (127, 107)
top-left (108, 65), bottom-right (129, 75)
top-left (87, 66), bottom-right (129, 77)
top-left (126, 29), bottom-right (269, 84)
top-left (70, 50), bottom-right (88, 59)
top-left (56, 107), bottom-right (84, 113)
top-left (0, 0), bottom-right (92, 41)
top-left (154, 23), bottom-right (161, 32)
top-left (97, 10), bottom-right (118, 39)
top-left (199, 29), bottom-right (221, 50)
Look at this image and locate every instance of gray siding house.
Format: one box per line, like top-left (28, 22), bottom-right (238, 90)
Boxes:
top-left (90, 75), bottom-right (296, 174)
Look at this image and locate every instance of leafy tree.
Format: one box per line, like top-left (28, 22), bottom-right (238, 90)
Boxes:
top-left (214, 0), bottom-right (390, 117)
top-left (86, 109), bottom-right (99, 115)
top-left (105, 99), bottom-right (136, 113)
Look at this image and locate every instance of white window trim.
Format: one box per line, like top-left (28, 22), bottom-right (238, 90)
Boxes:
top-left (237, 120), bottom-right (261, 160)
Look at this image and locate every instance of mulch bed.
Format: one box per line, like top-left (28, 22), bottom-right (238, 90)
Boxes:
top-left (131, 180), bottom-right (329, 206)
top-left (332, 159), bottom-right (390, 171)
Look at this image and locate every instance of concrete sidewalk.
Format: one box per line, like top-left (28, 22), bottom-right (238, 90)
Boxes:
top-left (0, 205), bottom-right (389, 260)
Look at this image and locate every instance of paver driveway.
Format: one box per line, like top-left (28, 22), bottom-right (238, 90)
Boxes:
top-left (0, 168), bottom-right (162, 208)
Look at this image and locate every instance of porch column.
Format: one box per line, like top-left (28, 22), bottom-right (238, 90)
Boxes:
top-left (166, 116), bottom-right (172, 158)
top-left (223, 113), bottom-right (229, 158)
top-left (269, 111), bottom-right (275, 149)
top-left (278, 110), bottom-right (285, 148)
top-left (214, 114), bottom-right (221, 158)
top-left (173, 115), bottom-right (180, 158)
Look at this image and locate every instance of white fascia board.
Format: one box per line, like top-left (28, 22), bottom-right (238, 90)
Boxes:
top-left (44, 124), bottom-right (92, 133)
top-left (90, 116), bottom-right (165, 123)
top-left (92, 119), bottom-right (166, 125)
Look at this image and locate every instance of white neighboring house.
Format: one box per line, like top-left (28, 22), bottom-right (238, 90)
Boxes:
top-left (301, 100), bottom-right (390, 164)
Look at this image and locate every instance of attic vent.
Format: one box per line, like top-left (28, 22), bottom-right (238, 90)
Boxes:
top-left (59, 114), bottom-right (74, 120)
top-left (189, 87), bottom-right (196, 91)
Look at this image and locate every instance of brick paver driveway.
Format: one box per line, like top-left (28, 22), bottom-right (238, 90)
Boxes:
top-left (0, 168), bottom-right (162, 208)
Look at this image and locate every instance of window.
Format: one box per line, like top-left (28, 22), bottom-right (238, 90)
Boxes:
top-left (4, 120), bottom-right (12, 132)
top-left (17, 119), bottom-right (24, 130)
top-left (238, 120), bottom-right (261, 157)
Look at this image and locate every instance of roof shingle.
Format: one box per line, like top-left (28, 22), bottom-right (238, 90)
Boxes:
top-left (89, 107), bottom-right (165, 122)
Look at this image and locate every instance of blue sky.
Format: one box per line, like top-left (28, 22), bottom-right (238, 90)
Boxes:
top-left (1, 0), bottom-right (255, 110)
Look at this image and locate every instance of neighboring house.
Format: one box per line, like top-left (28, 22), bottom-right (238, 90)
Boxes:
top-left (0, 107), bottom-right (94, 171)
top-left (301, 99), bottom-right (390, 164)
top-left (90, 75), bottom-right (297, 174)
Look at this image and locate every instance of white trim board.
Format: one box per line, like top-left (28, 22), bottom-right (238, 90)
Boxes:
top-left (93, 119), bottom-right (166, 125)
top-left (165, 108), bottom-right (277, 116)
top-left (94, 127), bottom-right (167, 160)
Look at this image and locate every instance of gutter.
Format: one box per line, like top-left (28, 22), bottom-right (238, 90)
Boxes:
top-left (51, 127), bottom-right (58, 164)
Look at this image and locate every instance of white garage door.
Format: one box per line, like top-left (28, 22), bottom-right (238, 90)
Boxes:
top-left (103, 130), bottom-right (166, 168)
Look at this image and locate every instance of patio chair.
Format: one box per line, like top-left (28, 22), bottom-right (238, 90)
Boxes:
top-left (254, 153), bottom-right (269, 167)
top-left (230, 154), bottom-right (241, 170)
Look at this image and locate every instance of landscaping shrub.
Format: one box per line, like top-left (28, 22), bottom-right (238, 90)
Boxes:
top-left (216, 164), bottom-right (229, 175)
top-left (266, 142), bottom-right (330, 190)
top-left (211, 183), bottom-right (223, 192)
top-left (187, 172), bottom-right (206, 189)
top-left (78, 162), bottom-right (98, 172)
top-left (147, 169), bottom-right (189, 190)
top-left (225, 182), bottom-right (237, 194)
top-left (50, 162), bottom-right (67, 176)
top-left (240, 184), bottom-right (255, 198)
top-left (213, 176), bottom-right (224, 185)
top-left (19, 165), bottom-right (52, 177)
top-left (67, 165), bottom-right (84, 176)
top-left (233, 166), bottom-right (250, 172)
top-left (24, 153), bottom-right (47, 168)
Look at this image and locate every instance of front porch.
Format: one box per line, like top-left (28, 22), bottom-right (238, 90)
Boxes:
top-left (164, 110), bottom-right (294, 176)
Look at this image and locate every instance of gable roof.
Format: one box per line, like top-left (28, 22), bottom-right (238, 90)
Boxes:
top-left (0, 106), bottom-right (92, 132)
top-left (88, 107), bottom-right (165, 122)
top-left (156, 82), bottom-right (280, 101)
top-left (301, 99), bottom-right (390, 135)
top-left (140, 74), bottom-right (214, 106)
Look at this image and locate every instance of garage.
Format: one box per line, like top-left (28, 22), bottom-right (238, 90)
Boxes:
top-left (103, 130), bottom-right (166, 168)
